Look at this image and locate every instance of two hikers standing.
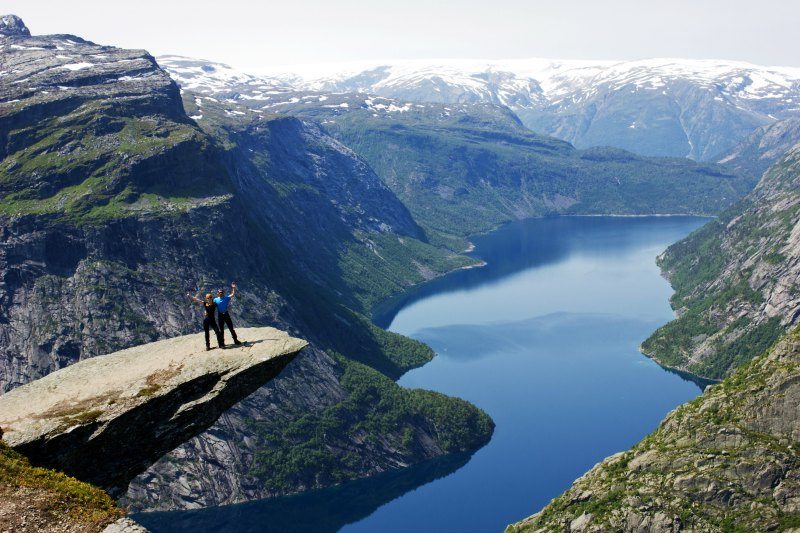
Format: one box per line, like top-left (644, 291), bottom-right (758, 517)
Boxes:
top-left (187, 283), bottom-right (242, 351)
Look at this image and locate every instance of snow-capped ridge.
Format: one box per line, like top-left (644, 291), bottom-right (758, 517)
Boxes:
top-left (157, 54), bottom-right (800, 160)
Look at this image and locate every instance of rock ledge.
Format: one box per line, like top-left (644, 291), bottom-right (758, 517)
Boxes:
top-left (0, 327), bottom-right (306, 496)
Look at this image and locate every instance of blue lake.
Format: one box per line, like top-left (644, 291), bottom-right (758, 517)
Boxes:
top-left (136, 216), bottom-right (709, 533)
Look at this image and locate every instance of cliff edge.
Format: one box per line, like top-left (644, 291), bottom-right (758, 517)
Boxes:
top-left (0, 327), bottom-right (306, 497)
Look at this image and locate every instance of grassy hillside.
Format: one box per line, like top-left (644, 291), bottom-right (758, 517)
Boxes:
top-left (0, 437), bottom-right (123, 532)
top-left (248, 353), bottom-right (494, 491)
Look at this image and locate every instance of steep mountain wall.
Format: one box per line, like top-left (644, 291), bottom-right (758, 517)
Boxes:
top-left (718, 116), bottom-right (800, 178)
top-left (641, 146), bottom-right (800, 380)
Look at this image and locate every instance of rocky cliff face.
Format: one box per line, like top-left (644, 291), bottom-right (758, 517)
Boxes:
top-left (0, 327), bottom-right (305, 497)
top-left (718, 117), bottom-right (800, 178)
top-left (185, 95), bottom-right (472, 314)
top-left (507, 326), bottom-right (800, 532)
top-left (0, 15), bottom-right (29, 36)
top-left (0, 17), bottom-right (493, 511)
top-left (641, 145), bottom-right (800, 380)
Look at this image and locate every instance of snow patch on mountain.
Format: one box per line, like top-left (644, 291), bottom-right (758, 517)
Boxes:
top-left (157, 55), bottom-right (800, 159)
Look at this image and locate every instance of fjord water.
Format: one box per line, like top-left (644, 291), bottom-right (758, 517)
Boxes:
top-left (137, 216), bottom-right (708, 533)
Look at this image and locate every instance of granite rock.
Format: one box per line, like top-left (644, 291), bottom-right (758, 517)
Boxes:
top-left (0, 327), bottom-right (306, 496)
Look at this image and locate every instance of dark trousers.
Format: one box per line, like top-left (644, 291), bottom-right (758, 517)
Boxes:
top-left (218, 311), bottom-right (238, 343)
top-left (204, 317), bottom-right (223, 347)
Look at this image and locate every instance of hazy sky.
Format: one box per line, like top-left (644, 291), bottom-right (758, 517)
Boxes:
top-left (6, 0), bottom-right (799, 70)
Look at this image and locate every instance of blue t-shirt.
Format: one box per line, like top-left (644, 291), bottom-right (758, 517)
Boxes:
top-left (213, 295), bottom-right (232, 313)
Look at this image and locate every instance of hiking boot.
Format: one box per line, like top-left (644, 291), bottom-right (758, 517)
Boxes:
top-left (206, 346), bottom-right (211, 351)
top-left (234, 340), bottom-right (242, 346)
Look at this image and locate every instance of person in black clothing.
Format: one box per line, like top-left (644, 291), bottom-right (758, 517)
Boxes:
top-left (187, 292), bottom-right (224, 350)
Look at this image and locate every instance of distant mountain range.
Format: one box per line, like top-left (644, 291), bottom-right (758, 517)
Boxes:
top-left (159, 55), bottom-right (756, 244)
top-left (160, 56), bottom-right (800, 161)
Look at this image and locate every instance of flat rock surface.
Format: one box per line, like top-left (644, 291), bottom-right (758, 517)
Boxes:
top-left (0, 327), bottom-right (306, 446)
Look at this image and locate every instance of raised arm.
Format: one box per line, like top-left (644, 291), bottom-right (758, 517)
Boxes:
top-left (230, 282), bottom-right (237, 299)
top-left (186, 293), bottom-right (203, 305)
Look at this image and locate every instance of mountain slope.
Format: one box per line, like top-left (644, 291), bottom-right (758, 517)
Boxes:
top-left (185, 95), bottom-right (473, 312)
top-left (718, 116), bottom-right (800, 178)
top-left (321, 103), bottom-right (753, 239)
top-left (641, 145), bottom-right (800, 380)
top-left (508, 326), bottom-right (800, 532)
top-left (0, 16), bottom-right (493, 511)
top-left (160, 58), bottom-right (756, 244)
top-left (212, 57), bottom-right (800, 160)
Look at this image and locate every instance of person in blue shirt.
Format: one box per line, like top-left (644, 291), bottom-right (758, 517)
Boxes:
top-left (214, 282), bottom-right (242, 346)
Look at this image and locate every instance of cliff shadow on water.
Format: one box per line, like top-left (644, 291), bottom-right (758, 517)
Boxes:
top-left (132, 451), bottom-right (474, 533)
top-left (660, 365), bottom-right (718, 390)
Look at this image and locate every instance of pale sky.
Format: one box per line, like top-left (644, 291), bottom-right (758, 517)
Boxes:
top-left (5, 0), bottom-right (799, 70)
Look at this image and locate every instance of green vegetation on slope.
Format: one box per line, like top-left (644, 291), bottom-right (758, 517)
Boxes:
top-left (319, 108), bottom-right (754, 242)
top-left (0, 101), bottom-right (230, 224)
top-left (247, 353), bottom-right (494, 492)
top-left (641, 150), bottom-right (800, 380)
top-left (0, 437), bottom-right (123, 529)
top-left (338, 230), bottom-right (475, 311)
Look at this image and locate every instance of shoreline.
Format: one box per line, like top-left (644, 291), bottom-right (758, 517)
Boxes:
top-left (638, 344), bottom-right (722, 388)
top-left (363, 214), bottom-right (715, 532)
top-left (375, 212), bottom-right (718, 385)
